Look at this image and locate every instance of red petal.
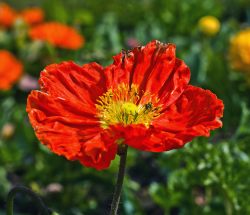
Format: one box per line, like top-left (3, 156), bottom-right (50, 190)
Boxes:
top-left (110, 124), bottom-right (183, 152)
top-left (104, 51), bottom-right (133, 89)
top-left (77, 133), bottom-right (118, 170)
top-left (27, 91), bottom-right (101, 160)
top-left (39, 61), bottom-right (105, 106)
top-left (104, 40), bottom-right (190, 106)
top-left (158, 58), bottom-right (190, 108)
top-left (26, 61), bottom-right (106, 161)
top-left (153, 85), bottom-right (224, 144)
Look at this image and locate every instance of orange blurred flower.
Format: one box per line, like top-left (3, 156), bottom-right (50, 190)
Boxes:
top-left (29, 22), bottom-right (84, 50)
top-left (0, 3), bottom-right (16, 28)
top-left (229, 28), bottom-right (250, 73)
top-left (0, 50), bottom-right (23, 90)
top-left (19, 7), bottom-right (44, 25)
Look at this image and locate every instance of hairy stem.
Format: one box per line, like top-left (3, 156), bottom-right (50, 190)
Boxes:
top-left (109, 145), bottom-right (128, 215)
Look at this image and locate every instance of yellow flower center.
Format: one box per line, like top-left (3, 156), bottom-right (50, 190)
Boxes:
top-left (96, 83), bottom-right (161, 128)
top-left (121, 102), bottom-right (139, 115)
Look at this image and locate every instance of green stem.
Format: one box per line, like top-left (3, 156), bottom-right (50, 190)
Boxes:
top-left (109, 145), bottom-right (128, 215)
top-left (6, 186), bottom-right (51, 215)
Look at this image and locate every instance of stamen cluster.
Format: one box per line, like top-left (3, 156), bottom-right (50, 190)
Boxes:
top-left (96, 84), bottom-right (161, 128)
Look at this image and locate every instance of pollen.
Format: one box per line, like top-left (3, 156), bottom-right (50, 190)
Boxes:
top-left (96, 83), bottom-right (161, 128)
top-left (122, 102), bottom-right (139, 115)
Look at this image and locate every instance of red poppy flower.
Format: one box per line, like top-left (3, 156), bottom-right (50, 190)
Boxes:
top-left (27, 40), bottom-right (224, 170)
top-left (19, 7), bottom-right (44, 25)
top-left (0, 3), bottom-right (16, 28)
top-left (29, 22), bottom-right (84, 50)
top-left (0, 50), bottom-right (23, 90)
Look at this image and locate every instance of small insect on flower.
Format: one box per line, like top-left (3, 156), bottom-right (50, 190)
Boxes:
top-left (27, 40), bottom-right (224, 170)
top-left (144, 102), bottom-right (153, 110)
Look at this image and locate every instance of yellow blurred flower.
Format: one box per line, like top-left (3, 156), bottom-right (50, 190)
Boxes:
top-left (229, 28), bottom-right (250, 73)
top-left (198, 16), bottom-right (220, 36)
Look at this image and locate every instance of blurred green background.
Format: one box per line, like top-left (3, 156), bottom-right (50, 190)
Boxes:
top-left (1, 0), bottom-right (250, 214)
